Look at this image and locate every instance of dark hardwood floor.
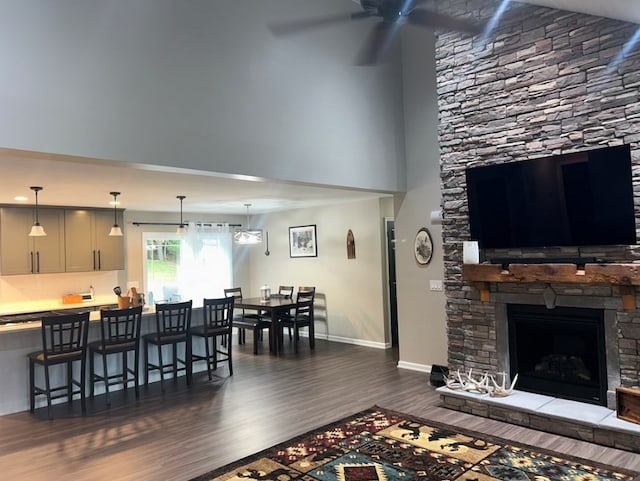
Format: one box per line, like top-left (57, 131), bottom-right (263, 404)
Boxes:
top-left (1, 339), bottom-right (639, 480)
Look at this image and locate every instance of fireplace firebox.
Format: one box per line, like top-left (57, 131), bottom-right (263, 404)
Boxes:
top-left (508, 304), bottom-right (607, 406)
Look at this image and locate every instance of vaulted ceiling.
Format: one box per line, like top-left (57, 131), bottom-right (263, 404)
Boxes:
top-left (1, 0), bottom-right (637, 214)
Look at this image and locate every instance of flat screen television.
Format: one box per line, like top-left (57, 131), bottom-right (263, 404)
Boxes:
top-left (465, 144), bottom-right (637, 249)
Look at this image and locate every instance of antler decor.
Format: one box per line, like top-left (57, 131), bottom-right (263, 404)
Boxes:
top-left (444, 369), bottom-right (518, 397)
top-left (489, 372), bottom-right (519, 397)
top-left (445, 369), bottom-right (490, 394)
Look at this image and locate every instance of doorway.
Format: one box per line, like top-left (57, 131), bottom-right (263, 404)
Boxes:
top-left (385, 219), bottom-right (399, 347)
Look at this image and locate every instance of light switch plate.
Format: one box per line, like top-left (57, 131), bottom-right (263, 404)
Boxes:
top-left (430, 280), bottom-right (443, 291)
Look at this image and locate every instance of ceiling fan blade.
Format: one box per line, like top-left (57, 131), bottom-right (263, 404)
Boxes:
top-left (269, 11), bottom-right (374, 36)
top-left (355, 22), bottom-right (398, 66)
top-left (407, 8), bottom-right (484, 35)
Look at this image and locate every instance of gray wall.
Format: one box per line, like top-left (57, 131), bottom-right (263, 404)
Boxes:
top-left (395, 27), bottom-right (447, 371)
top-left (0, 0), bottom-right (406, 192)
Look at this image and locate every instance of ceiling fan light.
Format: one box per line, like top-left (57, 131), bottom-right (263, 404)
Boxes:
top-left (29, 223), bottom-right (47, 237)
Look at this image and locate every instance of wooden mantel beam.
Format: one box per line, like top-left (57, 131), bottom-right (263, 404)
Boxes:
top-left (462, 263), bottom-right (640, 286)
top-left (462, 263), bottom-right (640, 309)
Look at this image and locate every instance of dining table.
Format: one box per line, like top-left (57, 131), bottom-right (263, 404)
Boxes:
top-left (234, 296), bottom-right (297, 353)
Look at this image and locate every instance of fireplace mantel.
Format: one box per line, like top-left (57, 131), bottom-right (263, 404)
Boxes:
top-left (463, 263), bottom-right (640, 309)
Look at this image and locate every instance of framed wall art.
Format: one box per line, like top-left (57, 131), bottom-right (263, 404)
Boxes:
top-left (289, 224), bottom-right (317, 258)
top-left (414, 227), bottom-right (433, 265)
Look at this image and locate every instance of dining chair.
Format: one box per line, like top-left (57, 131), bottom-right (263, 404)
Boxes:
top-left (28, 311), bottom-right (90, 419)
top-left (143, 300), bottom-right (193, 392)
top-left (223, 287), bottom-right (271, 354)
top-left (277, 294), bottom-right (315, 353)
top-left (88, 305), bottom-right (143, 406)
top-left (190, 296), bottom-right (234, 379)
top-left (282, 286), bottom-right (315, 340)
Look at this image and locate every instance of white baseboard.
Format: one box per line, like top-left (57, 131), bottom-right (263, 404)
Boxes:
top-left (297, 331), bottom-right (389, 349)
top-left (397, 361), bottom-right (433, 373)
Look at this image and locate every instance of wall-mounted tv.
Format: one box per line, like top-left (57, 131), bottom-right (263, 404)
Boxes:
top-left (465, 144), bottom-right (637, 249)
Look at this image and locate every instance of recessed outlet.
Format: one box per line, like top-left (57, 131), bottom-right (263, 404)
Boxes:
top-left (430, 280), bottom-right (443, 291)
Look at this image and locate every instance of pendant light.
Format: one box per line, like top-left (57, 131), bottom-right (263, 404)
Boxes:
top-left (28, 186), bottom-right (47, 237)
top-left (233, 203), bottom-right (263, 244)
top-left (108, 191), bottom-right (123, 237)
top-left (176, 195), bottom-right (187, 235)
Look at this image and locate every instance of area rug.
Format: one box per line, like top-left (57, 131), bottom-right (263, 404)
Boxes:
top-left (189, 406), bottom-right (639, 481)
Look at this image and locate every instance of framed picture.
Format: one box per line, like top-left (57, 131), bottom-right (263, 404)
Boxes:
top-left (289, 224), bottom-right (318, 258)
top-left (414, 227), bottom-right (433, 265)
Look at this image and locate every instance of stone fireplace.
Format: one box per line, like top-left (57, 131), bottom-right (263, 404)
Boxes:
top-left (439, 263), bottom-right (640, 452)
top-left (430, 0), bottom-right (640, 390)
top-left (430, 0), bottom-right (640, 450)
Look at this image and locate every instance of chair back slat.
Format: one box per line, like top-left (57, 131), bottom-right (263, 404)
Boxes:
top-left (279, 285), bottom-right (294, 299)
top-left (41, 312), bottom-right (90, 358)
top-left (155, 300), bottom-right (192, 335)
top-left (203, 297), bottom-right (234, 331)
top-left (296, 287), bottom-right (315, 303)
top-left (294, 299), bottom-right (314, 323)
top-left (224, 287), bottom-right (243, 301)
top-left (100, 306), bottom-right (143, 346)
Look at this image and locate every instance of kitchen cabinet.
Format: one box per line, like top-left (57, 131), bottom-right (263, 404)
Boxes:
top-left (64, 209), bottom-right (124, 272)
top-left (0, 207), bottom-right (66, 275)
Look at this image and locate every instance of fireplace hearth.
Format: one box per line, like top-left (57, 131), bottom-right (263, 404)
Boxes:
top-left (507, 304), bottom-right (607, 406)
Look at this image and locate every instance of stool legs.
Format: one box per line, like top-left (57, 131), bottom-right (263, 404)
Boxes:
top-left (29, 358), bottom-right (85, 419)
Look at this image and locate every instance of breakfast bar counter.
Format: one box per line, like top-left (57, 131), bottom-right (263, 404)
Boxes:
top-left (0, 303), bottom-right (204, 416)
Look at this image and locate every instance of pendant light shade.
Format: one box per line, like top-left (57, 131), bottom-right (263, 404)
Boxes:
top-left (108, 191), bottom-right (123, 237)
top-left (233, 203), bottom-right (263, 244)
top-left (176, 195), bottom-right (187, 235)
top-left (28, 186), bottom-right (47, 237)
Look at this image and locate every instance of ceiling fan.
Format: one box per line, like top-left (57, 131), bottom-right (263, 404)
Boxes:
top-left (269, 0), bottom-right (485, 65)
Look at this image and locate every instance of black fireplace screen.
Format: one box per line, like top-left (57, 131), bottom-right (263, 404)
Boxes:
top-left (507, 304), bottom-right (607, 406)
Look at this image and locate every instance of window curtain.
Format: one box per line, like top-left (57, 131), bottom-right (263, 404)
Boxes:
top-left (176, 222), bottom-right (233, 306)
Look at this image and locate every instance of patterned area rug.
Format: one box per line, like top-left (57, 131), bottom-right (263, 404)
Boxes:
top-left (189, 406), bottom-right (639, 481)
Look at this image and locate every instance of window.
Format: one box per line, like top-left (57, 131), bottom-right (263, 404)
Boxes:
top-left (143, 224), bottom-right (232, 307)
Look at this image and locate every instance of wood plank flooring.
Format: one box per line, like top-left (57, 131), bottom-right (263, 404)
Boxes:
top-left (1, 339), bottom-right (639, 480)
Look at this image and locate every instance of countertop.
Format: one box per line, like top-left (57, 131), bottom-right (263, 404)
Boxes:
top-left (0, 297), bottom-right (152, 333)
top-left (0, 296), bottom-right (117, 317)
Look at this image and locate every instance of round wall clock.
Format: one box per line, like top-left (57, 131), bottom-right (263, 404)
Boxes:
top-left (414, 227), bottom-right (433, 265)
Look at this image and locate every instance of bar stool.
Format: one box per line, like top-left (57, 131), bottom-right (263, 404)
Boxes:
top-left (88, 305), bottom-right (143, 405)
top-left (28, 312), bottom-right (90, 419)
top-left (190, 296), bottom-right (234, 379)
top-left (143, 300), bottom-right (192, 392)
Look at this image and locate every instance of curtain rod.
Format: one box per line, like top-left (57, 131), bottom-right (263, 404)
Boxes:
top-left (131, 221), bottom-right (241, 227)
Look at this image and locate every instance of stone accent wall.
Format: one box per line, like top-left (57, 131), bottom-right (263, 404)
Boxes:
top-left (429, 0), bottom-right (640, 386)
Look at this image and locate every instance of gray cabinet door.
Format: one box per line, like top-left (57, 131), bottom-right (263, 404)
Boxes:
top-left (0, 207), bottom-right (33, 275)
top-left (0, 207), bottom-right (65, 275)
top-left (64, 209), bottom-right (95, 272)
top-left (33, 209), bottom-right (66, 273)
top-left (65, 209), bottom-right (124, 272)
top-left (94, 210), bottom-right (124, 271)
